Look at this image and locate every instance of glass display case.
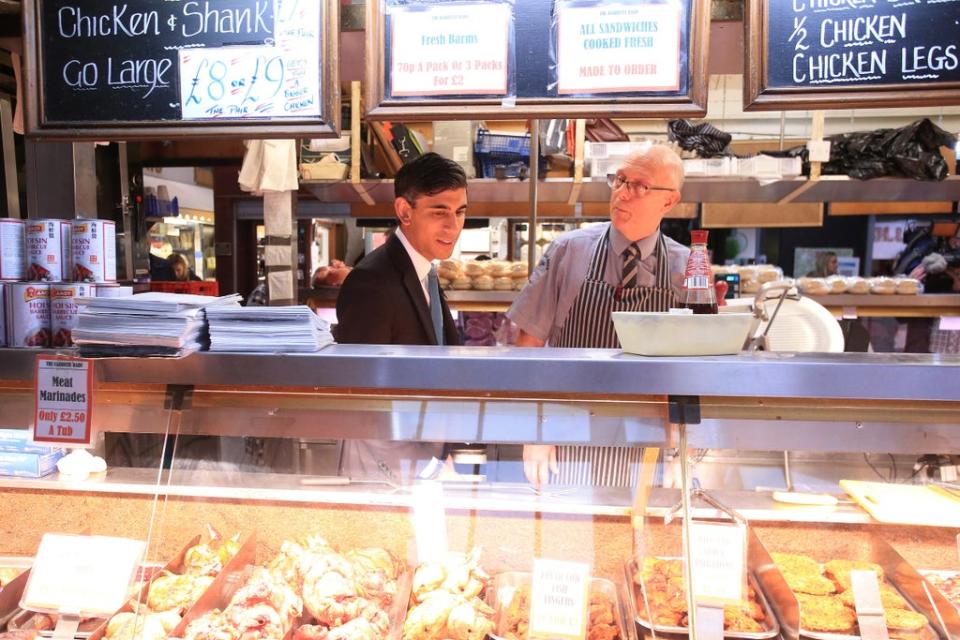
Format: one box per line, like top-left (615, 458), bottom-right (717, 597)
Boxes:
top-left (0, 347), bottom-right (958, 640)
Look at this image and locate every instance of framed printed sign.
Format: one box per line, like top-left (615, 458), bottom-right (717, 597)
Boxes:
top-left (366, 0), bottom-right (710, 120)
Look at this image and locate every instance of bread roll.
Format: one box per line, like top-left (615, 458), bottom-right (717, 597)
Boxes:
top-left (757, 266), bottom-right (781, 284)
top-left (797, 278), bottom-right (830, 296)
top-left (494, 277), bottom-right (514, 291)
top-left (511, 262), bottom-right (528, 279)
top-left (846, 277), bottom-right (870, 294)
top-left (825, 276), bottom-right (848, 294)
top-left (487, 261), bottom-right (511, 277)
top-left (896, 278), bottom-right (921, 295)
top-left (741, 279), bottom-right (760, 294)
top-left (870, 277), bottom-right (896, 295)
top-left (472, 275), bottom-right (494, 291)
top-left (437, 260), bottom-right (462, 280)
top-left (464, 262), bottom-right (487, 277)
top-left (438, 277), bottom-right (451, 288)
top-left (452, 276), bottom-right (472, 290)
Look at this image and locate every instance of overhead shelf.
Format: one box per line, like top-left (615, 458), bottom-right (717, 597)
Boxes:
top-left (301, 176), bottom-right (960, 205)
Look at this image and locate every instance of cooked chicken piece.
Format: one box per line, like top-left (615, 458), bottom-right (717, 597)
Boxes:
top-left (796, 594), bottom-right (857, 633)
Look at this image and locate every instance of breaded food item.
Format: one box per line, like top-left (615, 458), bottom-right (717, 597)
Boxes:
top-left (825, 559), bottom-right (884, 589)
top-left (724, 607), bottom-right (764, 633)
top-left (838, 585), bottom-right (908, 611)
top-left (784, 571), bottom-right (837, 596)
top-left (797, 594), bottom-right (857, 633)
top-left (884, 608), bottom-right (927, 632)
top-left (771, 553), bottom-right (821, 576)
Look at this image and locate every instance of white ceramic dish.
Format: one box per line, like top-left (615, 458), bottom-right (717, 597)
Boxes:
top-left (612, 310), bottom-right (755, 356)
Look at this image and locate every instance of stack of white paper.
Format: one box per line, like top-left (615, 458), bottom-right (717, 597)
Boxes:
top-left (206, 305), bottom-right (333, 353)
top-left (73, 292), bottom-right (242, 357)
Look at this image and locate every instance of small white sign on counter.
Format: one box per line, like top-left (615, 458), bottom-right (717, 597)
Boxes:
top-left (34, 356), bottom-right (93, 447)
top-left (389, 3), bottom-right (511, 96)
top-left (556, 2), bottom-right (682, 94)
top-left (21, 534), bottom-right (145, 616)
top-left (528, 558), bottom-right (590, 640)
top-left (687, 521), bottom-right (747, 604)
top-left (411, 482), bottom-right (448, 564)
top-left (849, 569), bottom-right (890, 640)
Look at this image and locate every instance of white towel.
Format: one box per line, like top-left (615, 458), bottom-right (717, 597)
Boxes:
top-left (238, 139), bottom-right (299, 194)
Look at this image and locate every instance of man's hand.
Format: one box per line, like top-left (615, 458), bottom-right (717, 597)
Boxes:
top-left (523, 444), bottom-right (558, 488)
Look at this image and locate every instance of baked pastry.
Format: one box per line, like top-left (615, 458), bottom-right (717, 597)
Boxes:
top-left (452, 276), bottom-right (472, 290)
top-left (895, 278), bottom-right (921, 295)
top-left (486, 261), bottom-right (511, 277)
top-left (838, 585), bottom-right (908, 611)
top-left (847, 277), bottom-right (870, 294)
top-left (884, 608), bottom-right (928, 632)
top-left (771, 553), bottom-right (820, 576)
top-left (870, 277), bottom-right (896, 295)
top-left (437, 260), bottom-right (462, 281)
top-left (757, 266), bottom-right (781, 284)
top-left (472, 275), bottom-right (494, 291)
top-left (494, 277), bottom-right (514, 291)
top-left (464, 262), bottom-right (487, 277)
top-left (796, 594), bottom-right (857, 633)
top-left (784, 572), bottom-right (837, 596)
top-left (797, 278), bottom-right (830, 296)
top-left (826, 276), bottom-right (848, 294)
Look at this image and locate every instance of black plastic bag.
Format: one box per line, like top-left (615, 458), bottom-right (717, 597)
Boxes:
top-left (794, 119), bottom-right (956, 181)
top-left (667, 119), bottom-right (733, 158)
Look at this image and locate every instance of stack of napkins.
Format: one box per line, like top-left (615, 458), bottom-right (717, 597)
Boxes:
top-left (73, 292), bottom-right (242, 357)
top-left (206, 305), bottom-right (333, 353)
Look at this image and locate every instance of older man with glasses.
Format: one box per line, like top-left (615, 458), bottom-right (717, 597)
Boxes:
top-left (506, 145), bottom-right (689, 488)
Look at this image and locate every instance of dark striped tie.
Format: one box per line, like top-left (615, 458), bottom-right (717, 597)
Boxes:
top-left (621, 243), bottom-right (641, 288)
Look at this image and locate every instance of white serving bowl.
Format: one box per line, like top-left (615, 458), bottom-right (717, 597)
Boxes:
top-left (612, 310), bottom-right (755, 356)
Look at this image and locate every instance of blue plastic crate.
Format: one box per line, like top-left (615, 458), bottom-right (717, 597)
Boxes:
top-left (478, 157), bottom-right (529, 179)
top-left (475, 129), bottom-right (530, 158)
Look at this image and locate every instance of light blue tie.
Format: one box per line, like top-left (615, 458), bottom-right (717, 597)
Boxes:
top-left (427, 265), bottom-right (444, 346)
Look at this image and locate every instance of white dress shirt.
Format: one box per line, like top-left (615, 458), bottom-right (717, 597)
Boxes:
top-left (395, 228), bottom-right (434, 305)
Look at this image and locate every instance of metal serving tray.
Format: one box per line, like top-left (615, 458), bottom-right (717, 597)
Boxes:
top-left (760, 534), bottom-right (958, 640)
top-left (487, 570), bottom-right (630, 640)
top-left (627, 558), bottom-right (780, 640)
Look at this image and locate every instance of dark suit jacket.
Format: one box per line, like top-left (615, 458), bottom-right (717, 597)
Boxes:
top-left (336, 234), bottom-right (460, 346)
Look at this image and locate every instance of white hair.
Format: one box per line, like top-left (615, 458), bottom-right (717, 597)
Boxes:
top-left (621, 145), bottom-right (684, 190)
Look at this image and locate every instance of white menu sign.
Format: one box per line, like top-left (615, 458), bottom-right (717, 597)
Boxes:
top-left (528, 558), bottom-right (590, 640)
top-left (556, 2), bottom-right (681, 94)
top-left (179, 0), bottom-right (322, 119)
top-left (389, 3), bottom-right (511, 97)
top-left (687, 521), bottom-right (747, 605)
top-left (22, 534), bottom-right (145, 616)
top-left (34, 357), bottom-right (93, 447)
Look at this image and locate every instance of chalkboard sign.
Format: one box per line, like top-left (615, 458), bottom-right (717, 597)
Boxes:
top-left (365, 0), bottom-right (711, 120)
top-left (745, 0), bottom-right (960, 111)
top-left (24, 0), bottom-right (340, 139)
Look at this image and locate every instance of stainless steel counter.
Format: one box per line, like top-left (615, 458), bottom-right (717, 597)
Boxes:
top-left (1, 347), bottom-right (958, 402)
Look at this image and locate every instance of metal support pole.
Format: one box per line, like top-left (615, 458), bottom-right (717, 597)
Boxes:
top-left (527, 120), bottom-right (540, 276)
top-left (679, 421), bottom-right (697, 640)
top-left (118, 143), bottom-right (135, 282)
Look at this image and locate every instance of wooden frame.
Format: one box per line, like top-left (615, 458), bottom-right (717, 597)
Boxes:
top-left (744, 0), bottom-right (960, 111)
top-left (365, 0), bottom-right (711, 121)
top-left (23, 0), bottom-right (341, 140)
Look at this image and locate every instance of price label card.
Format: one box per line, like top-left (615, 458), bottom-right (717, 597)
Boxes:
top-left (528, 558), bottom-right (590, 640)
top-left (686, 521), bottom-right (747, 605)
top-left (34, 357), bottom-right (93, 447)
top-left (411, 482), bottom-right (448, 564)
top-left (556, 2), bottom-right (681, 94)
top-left (21, 534), bottom-right (145, 616)
top-left (389, 3), bottom-right (511, 97)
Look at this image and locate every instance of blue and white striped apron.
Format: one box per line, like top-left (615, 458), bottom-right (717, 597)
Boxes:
top-left (551, 225), bottom-right (677, 487)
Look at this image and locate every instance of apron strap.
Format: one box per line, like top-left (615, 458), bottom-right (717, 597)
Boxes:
top-left (585, 224), bottom-right (611, 282)
top-left (653, 232), bottom-right (672, 291)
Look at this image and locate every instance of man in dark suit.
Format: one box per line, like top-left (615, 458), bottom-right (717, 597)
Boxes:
top-left (336, 153), bottom-right (467, 481)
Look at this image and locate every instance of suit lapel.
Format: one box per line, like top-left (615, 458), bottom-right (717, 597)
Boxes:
top-left (386, 234), bottom-right (437, 345)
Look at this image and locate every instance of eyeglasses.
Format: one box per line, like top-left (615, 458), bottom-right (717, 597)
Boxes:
top-left (606, 173), bottom-right (677, 198)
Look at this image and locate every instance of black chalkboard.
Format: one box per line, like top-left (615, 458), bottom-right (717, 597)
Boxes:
top-left (26, 0), bottom-right (340, 138)
top-left (768, 2), bottom-right (960, 89)
top-left (367, 0), bottom-right (709, 120)
top-left (746, 0), bottom-right (960, 110)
